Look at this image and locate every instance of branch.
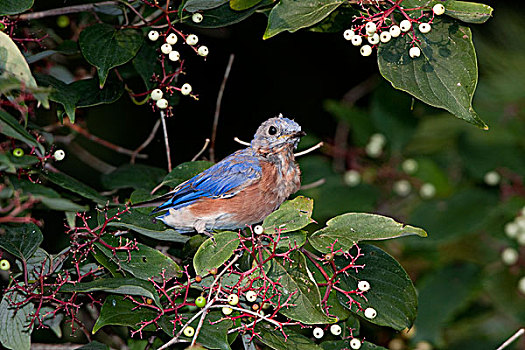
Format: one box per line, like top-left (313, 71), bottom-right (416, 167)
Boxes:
top-left (192, 138), bottom-right (210, 161)
top-left (294, 142), bottom-right (323, 157)
top-left (233, 137), bottom-right (250, 147)
top-left (160, 111), bottom-right (172, 172)
top-left (16, 1), bottom-right (119, 21)
top-left (209, 54), bottom-right (235, 162)
top-left (131, 119), bottom-right (161, 164)
top-left (496, 328), bottom-right (524, 350)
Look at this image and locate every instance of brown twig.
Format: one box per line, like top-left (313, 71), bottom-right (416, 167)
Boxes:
top-left (233, 137), bottom-right (250, 147)
top-left (68, 142), bottom-right (117, 174)
top-left (160, 111), bottom-right (172, 172)
top-left (294, 142), bottom-right (324, 157)
top-left (496, 328), bottom-right (525, 350)
top-left (16, 1), bottom-right (119, 21)
top-left (209, 54), bottom-right (235, 162)
top-left (131, 119), bottom-right (161, 164)
top-left (192, 138), bottom-right (210, 161)
top-left (300, 178), bottom-right (326, 190)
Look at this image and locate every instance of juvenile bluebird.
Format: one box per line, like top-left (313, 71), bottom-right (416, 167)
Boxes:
top-left (141, 115), bottom-right (305, 235)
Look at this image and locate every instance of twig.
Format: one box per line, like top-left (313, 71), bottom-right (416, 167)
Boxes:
top-left (131, 119), bottom-right (161, 164)
top-left (233, 137), bottom-right (250, 147)
top-left (294, 142), bottom-right (323, 157)
top-left (300, 178), bottom-right (326, 190)
top-left (210, 54), bottom-right (235, 162)
top-left (68, 142), bottom-right (117, 174)
top-left (341, 75), bottom-right (378, 106)
top-left (496, 328), bottom-right (524, 350)
top-left (160, 111), bottom-right (172, 172)
top-left (16, 1), bottom-right (118, 21)
top-left (192, 138), bottom-right (210, 161)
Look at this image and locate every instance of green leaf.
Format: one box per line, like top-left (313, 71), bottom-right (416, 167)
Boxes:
top-left (264, 0), bottom-right (343, 39)
top-left (276, 230), bottom-right (307, 250)
top-left (321, 340), bottom-right (387, 350)
top-left (0, 223), bottom-right (42, 260)
top-left (402, 1), bottom-right (493, 24)
top-left (0, 31), bottom-right (49, 108)
top-left (335, 244), bottom-right (418, 331)
top-left (101, 164), bottom-right (166, 191)
top-left (0, 110), bottom-right (44, 154)
top-left (43, 171), bottom-right (107, 204)
top-left (94, 239), bottom-right (181, 281)
top-left (0, 290), bottom-right (34, 350)
top-left (309, 213), bottom-right (427, 254)
top-left (184, 0), bottom-right (229, 12)
top-left (193, 231), bottom-right (239, 276)
top-left (263, 196), bottom-right (314, 233)
top-left (230, 0), bottom-right (262, 11)
top-left (59, 278), bottom-right (161, 307)
top-left (378, 17), bottom-right (487, 129)
top-left (108, 209), bottom-right (189, 243)
top-left (160, 161), bottom-right (214, 188)
top-left (186, 311), bottom-right (232, 350)
top-left (0, 0), bottom-right (33, 15)
top-left (309, 6), bottom-right (359, 33)
top-left (34, 74), bottom-right (77, 122)
top-left (92, 295), bottom-right (159, 334)
top-left (255, 323), bottom-right (322, 350)
top-left (269, 251), bottom-right (335, 324)
top-left (190, 0), bottom-right (272, 28)
top-left (75, 341), bottom-right (110, 350)
top-left (79, 24), bottom-right (143, 87)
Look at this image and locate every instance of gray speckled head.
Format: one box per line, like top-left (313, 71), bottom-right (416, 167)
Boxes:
top-left (251, 114), bottom-right (305, 151)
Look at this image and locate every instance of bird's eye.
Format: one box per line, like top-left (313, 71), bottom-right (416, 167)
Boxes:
top-left (268, 126), bottom-right (277, 135)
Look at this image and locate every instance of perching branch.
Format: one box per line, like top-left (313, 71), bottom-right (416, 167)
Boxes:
top-left (160, 111), bottom-right (172, 172)
top-left (16, 1), bottom-right (119, 21)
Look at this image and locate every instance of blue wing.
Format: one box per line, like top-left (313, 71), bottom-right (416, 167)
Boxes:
top-left (152, 149), bottom-right (261, 213)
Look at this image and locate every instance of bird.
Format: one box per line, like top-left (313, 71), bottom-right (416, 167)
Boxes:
top-left (137, 115), bottom-right (305, 236)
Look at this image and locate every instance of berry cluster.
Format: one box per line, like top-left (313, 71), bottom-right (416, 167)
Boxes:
top-left (343, 2), bottom-right (446, 58)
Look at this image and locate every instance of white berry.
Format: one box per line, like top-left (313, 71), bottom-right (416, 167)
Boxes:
top-left (222, 307), bottom-right (233, 315)
top-left (197, 45), bottom-right (209, 57)
top-left (420, 183), bottom-right (436, 199)
top-left (419, 23), bottom-right (431, 34)
top-left (518, 232), bottom-right (525, 246)
top-left (501, 247), bottom-right (519, 265)
top-left (364, 307), bottom-right (377, 319)
top-left (253, 225), bottom-right (264, 235)
top-left (389, 25), bottom-right (401, 37)
top-left (343, 29), bottom-right (355, 41)
top-left (351, 35), bottom-right (363, 46)
top-left (367, 33), bottom-right (380, 45)
top-left (166, 33), bottom-right (178, 45)
top-left (53, 149), bottom-right (65, 161)
top-left (360, 44), bottom-right (372, 57)
top-left (313, 327), bottom-right (324, 339)
top-left (365, 21), bottom-right (377, 34)
top-left (400, 20), bottom-right (412, 32)
top-left (402, 158), bottom-right (418, 174)
top-left (192, 13), bottom-right (203, 23)
top-left (505, 222), bottom-right (519, 239)
top-left (156, 98), bottom-right (168, 109)
top-left (227, 294), bottom-right (239, 306)
top-left (350, 338), bottom-right (362, 349)
top-left (180, 83), bottom-right (192, 96)
top-left (148, 30), bottom-right (159, 41)
top-left (517, 216), bottom-right (525, 229)
top-left (358, 280), bottom-right (370, 292)
top-left (484, 171), bottom-right (501, 186)
top-left (365, 142), bottom-right (382, 158)
top-left (344, 170), bottom-right (361, 187)
top-left (370, 133), bottom-right (386, 146)
top-left (245, 290), bottom-right (257, 302)
top-left (433, 3), bottom-right (446, 15)
top-left (161, 43), bottom-right (172, 54)
top-left (409, 46), bottom-right (421, 58)
top-left (168, 51), bottom-right (180, 62)
top-left (186, 34), bottom-right (199, 46)
top-left (518, 276), bottom-right (525, 294)
top-left (393, 180), bottom-right (412, 197)
top-left (380, 31), bottom-right (391, 43)
top-left (151, 88), bottom-right (163, 101)
top-left (330, 324), bottom-right (342, 336)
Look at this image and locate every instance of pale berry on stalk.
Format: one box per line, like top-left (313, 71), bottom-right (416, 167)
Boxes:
top-left (365, 21), bottom-right (377, 34)
top-left (358, 280), bottom-right (371, 292)
top-left (186, 34), bottom-right (199, 45)
top-left (390, 25), bottom-right (401, 37)
top-left (344, 29), bottom-right (355, 41)
top-left (351, 35), bottom-right (363, 46)
top-left (183, 326), bottom-right (195, 337)
top-left (54, 149), bottom-right (65, 161)
top-left (360, 45), bottom-right (372, 57)
top-left (419, 23), bottom-right (431, 34)
top-left (501, 247), bottom-right (519, 265)
top-left (518, 231), bottom-right (525, 246)
top-left (420, 183), bottom-right (436, 199)
top-left (166, 33), bottom-right (178, 45)
top-left (365, 142), bottom-right (382, 158)
top-left (517, 216), bottom-right (525, 229)
top-left (364, 307), bottom-right (377, 319)
top-left (433, 3), bottom-right (446, 15)
top-left (222, 307), bottom-right (233, 315)
top-left (246, 290), bottom-right (257, 302)
top-left (330, 324), bottom-right (342, 336)
top-left (505, 222), bottom-right (519, 239)
top-left (192, 13), bottom-right (203, 23)
top-left (484, 171), bottom-right (500, 186)
top-left (198, 45), bottom-right (209, 57)
top-left (227, 294), bottom-right (239, 306)
top-left (400, 19), bottom-right (412, 32)
top-left (409, 46), bottom-right (421, 58)
top-left (393, 180), bottom-right (411, 197)
top-left (402, 158), bottom-right (418, 174)
top-left (253, 225), bottom-right (264, 235)
top-left (148, 30), bottom-right (159, 41)
top-left (313, 327), bottom-right (324, 339)
top-left (380, 31), bottom-right (391, 43)
top-left (156, 98), bottom-right (168, 109)
top-left (518, 276), bottom-right (525, 294)
top-left (344, 170), bottom-right (361, 187)
top-left (180, 83), bottom-right (192, 96)
top-left (370, 133), bottom-right (386, 146)
top-left (350, 338), bottom-right (362, 349)
top-left (161, 43), bottom-right (172, 54)
top-left (151, 88), bottom-right (163, 101)
top-left (169, 51), bottom-right (180, 62)
top-left (368, 33), bottom-right (380, 45)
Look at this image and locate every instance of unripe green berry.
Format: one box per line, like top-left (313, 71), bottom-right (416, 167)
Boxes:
top-left (183, 326), bottom-right (195, 337)
top-left (12, 148), bottom-right (24, 157)
top-left (56, 15), bottom-right (70, 28)
top-left (195, 296), bottom-right (206, 307)
top-left (0, 259), bottom-right (10, 271)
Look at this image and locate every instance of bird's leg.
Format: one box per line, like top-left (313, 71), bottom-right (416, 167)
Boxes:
top-left (195, 221), bottom-right (216, 243)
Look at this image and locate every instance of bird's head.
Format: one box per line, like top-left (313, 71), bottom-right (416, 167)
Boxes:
top-left (251, 114), bottom-right (305, 152)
